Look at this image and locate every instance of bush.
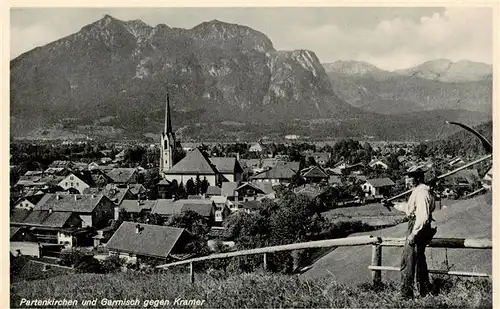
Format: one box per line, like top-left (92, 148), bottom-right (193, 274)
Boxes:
top-left (101, 255), bottom-right (126, 273)
top-left (75, 256), bottom-right (102, 274)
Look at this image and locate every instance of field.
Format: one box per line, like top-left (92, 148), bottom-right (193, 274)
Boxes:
top-left (322, 202), bottom-right (407, 227)
top-left (10, 271), bottom-right (491, 308)
top-left (304, 193), bottom-right (492, 285)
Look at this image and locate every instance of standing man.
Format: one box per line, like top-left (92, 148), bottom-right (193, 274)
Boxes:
top-left (400, 167), bottom-right (437, 298)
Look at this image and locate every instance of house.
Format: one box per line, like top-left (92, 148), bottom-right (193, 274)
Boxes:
top-left (90, 169), bottom-right (114, 188)
top-left (221, 182), bottom-right (239, 200)
top-left (118, 200), bottom-right (156, 215)
top-left (209, 157), bottom-right (243, 182)
top-left (84, 184), bottom-right (134, 209)
top-left (163, 148), bottom-right (221, 187)
top-left (301, 166), bottom-right (329, 183)
top-left (14, 194), bottom-right (44, 210)
top-left (250, 162), bottom-right (300, 186)
top-left (10, 210), bottom-right (83, 247)
top-left (127, 184), bottom-right (147, 198)
top-left (307, 152), bottom-right (331, 166)
top-left (209, 196), bottom-right (231, 223)
top-left (362, 178), bottom-right (396, 197)
top-left (105, 168), bottom-right (138, 184)
top-left (49, 161), bottom-right (74, 169)
top-left (249, 142), bottom-right (265, 153)
top-left (34, 194), bottom-right (115, 228)
top-left (14, 174), bottom-right (66, 193)
top-left (369, 159), bottom-right (389, 170)
top-left (237, 200), bottom-right (263, 214)
top-left (105, 222), bottom-right (193, 264)
top-left (151, 199), bottom-right (216, 224)
top-left (44, 167), bottom-right (70, 176)
top-left (205, 186), bottom-right (222, 197)
top-left (235, 182), bottom-right (274, 201)
top-left (58, 171), bottom-right (95, 194)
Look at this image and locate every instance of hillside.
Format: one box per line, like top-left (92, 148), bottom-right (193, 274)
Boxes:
top-left (10, 15), bottom-right (356, 138)
top-left (323, 60), bottom-right (492, 115)
top-left (302, 193), bottom-right (492, 285)
top-left (423, 121), bottom-right (493, 158)
top-left (394, 59), bottom-right (492, 83)
top-left (10, 268), bottom-right (491, 308)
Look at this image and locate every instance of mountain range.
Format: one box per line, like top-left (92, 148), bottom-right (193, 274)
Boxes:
top-left (10, 15), bottom-right (492, 141)
top-left (323, 60), bottom-right (492, 115)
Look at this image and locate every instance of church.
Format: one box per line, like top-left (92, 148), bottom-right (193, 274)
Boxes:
top-left (159, 93), bottom-right (242, 188)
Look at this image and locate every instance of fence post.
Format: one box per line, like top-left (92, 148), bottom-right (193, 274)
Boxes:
top-left (263, 253), bottom-right (267, 271)
top-left (371, 243), bottom-right (382, 285)
top-left (189, 262), bottom-right (194, 284)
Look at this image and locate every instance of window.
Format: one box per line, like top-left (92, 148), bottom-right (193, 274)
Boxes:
top-left (71, 182), bottom-right (74, 187)
top-left (76, 182), bottom-right (79, 187)
top-left (65, 182), bottom-right (68, 186)
top-left (70, 176), bottom-right (74, 180)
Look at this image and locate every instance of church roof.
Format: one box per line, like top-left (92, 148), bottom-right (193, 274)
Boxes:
top-left (164, 148), bottom-right (218, 175)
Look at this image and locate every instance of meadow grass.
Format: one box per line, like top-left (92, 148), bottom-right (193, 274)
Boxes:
top-left (11, 270), bottom-right (491, 308)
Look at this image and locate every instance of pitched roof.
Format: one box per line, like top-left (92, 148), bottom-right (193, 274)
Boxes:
top-left (105, 168), bottom-right (137, 183)
top-left (10, 209), bottom-right (31, 223)
top-left (302, 166), bottom-right (329, 178)
top-left (206, 186), bottom-right (221, 196)
top-left (34, 194), bottom-right (106, 213)
top-left (221, 182), bottom-right (239, 197)
top-left (128, 184), bottom-right (146, 196)
top-left (253, 182), bottom-right (274, 195)
top-left (209, 157), bottom-right (239, 173)
top-left (251, 162), bottom-right (300, 180)
top-left (15, 194), bottom-right (45, 205)
top-left (366, 178), bottom-right (395, 187)
top-left (235, 182), bottom-right (267, 195)
top-left (84, 185), bottom-right (128, 205)
top-left (10, 227), bottom-right (21, 239)
top-left (151, 199), bottom-right (176, 215)
top-left (165, 148), bottom-right (217, 175)
top-left (211, 196), bottom-right (227, 204)
top-left (119, 200), bottom-right (156, 213)
top-left (105, 222), bottom-right (188, 258)
top-left (15, 210), bottom-right (77, 228)
top-left (176, 200), bottom-right (214, 217)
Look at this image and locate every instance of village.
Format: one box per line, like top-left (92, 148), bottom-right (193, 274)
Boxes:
top-left (9, 95), bottom-right (491, 279)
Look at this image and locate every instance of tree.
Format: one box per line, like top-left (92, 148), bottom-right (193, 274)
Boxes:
top-left (176, 182), bottom-right (187, 199)
top-left (186, 178), bottom-right (196, 196)
top-left (200, 177), bottom-right (209, 194)
top-left (167, 210), bottom-right (211, 238)
top-left (143, 169), bottom-right (160, 199)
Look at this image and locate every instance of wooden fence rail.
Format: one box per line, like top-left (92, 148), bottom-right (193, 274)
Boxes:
top-left (369, 237), bottom-right (492, 284)
top-left (156, 235), bottom-right (491, 284)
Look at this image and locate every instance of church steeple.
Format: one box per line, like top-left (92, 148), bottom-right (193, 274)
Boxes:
top-left (160, 91), bottom-right (176, 174)
top-left (165, 92), bottom-right (173, 135)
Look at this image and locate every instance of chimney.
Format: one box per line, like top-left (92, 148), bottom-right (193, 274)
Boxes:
top-left (91, 194), bottom-right (96, 199)
top-left (49, 208), bottom-right (53, 214)
top-left (74, 195), bottom-right (79, 201)
top-left (135, 224), bottom-right (141, 234)
top-left (56, 194), bottom-right (61, 200)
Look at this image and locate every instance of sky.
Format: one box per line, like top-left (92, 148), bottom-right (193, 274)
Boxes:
top-left (10, 7), bottom-right (493, 70)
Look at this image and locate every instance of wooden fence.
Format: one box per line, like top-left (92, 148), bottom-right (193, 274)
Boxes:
top-left (156, 235), bottom-right (492, 284)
